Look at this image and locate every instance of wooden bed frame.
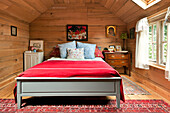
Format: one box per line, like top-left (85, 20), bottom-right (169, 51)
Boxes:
top-left (16, 77), bottom-right (121, 109)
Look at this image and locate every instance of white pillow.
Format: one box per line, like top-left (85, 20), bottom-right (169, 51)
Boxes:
top-left (67, 48), bottom-right (84, 59)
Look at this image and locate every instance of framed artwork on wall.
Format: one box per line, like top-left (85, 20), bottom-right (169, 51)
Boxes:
top-left (30, 40), bottom-right (44, 51)
top-left (67, 25), bottom-right (88, 41)
top-left (130, 27), bottom-right (135, 39)
top-left (106, 25), bottom-right (116, 37)
top-left (11, 26), bottom-right (17, 36)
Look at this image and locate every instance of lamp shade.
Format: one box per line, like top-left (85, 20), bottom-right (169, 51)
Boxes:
top-left (120, 33), bottom-right (128, 39)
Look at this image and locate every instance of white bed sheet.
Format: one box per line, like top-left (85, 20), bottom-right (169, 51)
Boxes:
top-left (47, 57), bottom-right (104, 62)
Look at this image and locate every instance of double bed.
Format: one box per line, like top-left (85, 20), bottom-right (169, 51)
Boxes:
top-left (14, 57), bottom-right (125, 109)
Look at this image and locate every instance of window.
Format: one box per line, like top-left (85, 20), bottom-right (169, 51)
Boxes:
top-left (148, 21), bottom-right (169, 65)
top-left (132, 0), bottom-right (161, 10)
top-left (149, 24), bottom-right (157, 62)
top-left (160, 22), bottom-right (168, 65)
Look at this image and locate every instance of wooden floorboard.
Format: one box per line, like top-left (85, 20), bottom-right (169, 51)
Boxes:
top-left (1, 75), bottom-right (170, 104)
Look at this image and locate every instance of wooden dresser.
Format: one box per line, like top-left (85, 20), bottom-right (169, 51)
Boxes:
top-left (105, 52), bottom-right (131, 76)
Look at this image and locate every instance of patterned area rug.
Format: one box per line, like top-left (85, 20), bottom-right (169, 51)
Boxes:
top-left (0, 97), bottom-right (169, 112)
top-left (122, 76), bottom-right (151, 95)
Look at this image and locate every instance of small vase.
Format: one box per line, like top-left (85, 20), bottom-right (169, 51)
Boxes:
top-left (33, 49), bottom-right (36, 52)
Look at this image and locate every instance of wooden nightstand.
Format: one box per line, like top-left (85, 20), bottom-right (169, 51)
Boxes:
top-left (105, 52), bottom-right (131, 76)
top-left (24, 51), bottom-right (44, 71)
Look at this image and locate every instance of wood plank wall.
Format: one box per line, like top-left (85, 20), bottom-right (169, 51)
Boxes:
top-left (0, 12), bottom-right (29, 97)
top-left (30, 3), bottom-right (127, 59)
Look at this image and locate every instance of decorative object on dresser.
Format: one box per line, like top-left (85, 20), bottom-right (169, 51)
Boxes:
top-left (11, 26), bottom-right (17, 36)
top-left (109, 45), bottom-right (116, 52)
top-left (106, 25), bottom-right (116, 37)
top-left (115, 45), bottom-right (122, 51)
top-left (105, 52), bottom-right (131, 76)
top-left (30, 40), bottom-right (44, 51)
top-left (67, 25), bottom-right (88, 41)
top-left (24, 51), bottom-right (44, 71)
top-left (120, 33), bottom-right (128, 50)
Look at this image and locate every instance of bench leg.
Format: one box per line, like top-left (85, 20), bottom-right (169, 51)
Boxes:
top-left (116, 80), bottom-right (121, 108)
top-left (17, 81), bottom-right (22, 109)
top-left (116, 94), bottom-right (120, 108)
top-left (17, 95), bottom-right (22, 109)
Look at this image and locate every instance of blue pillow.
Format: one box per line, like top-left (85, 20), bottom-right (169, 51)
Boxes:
top-left (77, 42), bottom-right (96, 59)
top-left (58, 41), bottom-right (76, 58)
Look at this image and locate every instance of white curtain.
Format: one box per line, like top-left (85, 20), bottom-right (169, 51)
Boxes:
top-left (135, 17), bottom-right (149, 69)
top-left (165, 7), bottom-right (170, 81)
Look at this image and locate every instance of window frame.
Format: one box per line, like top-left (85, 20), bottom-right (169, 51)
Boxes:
top-left (149, 20), bottom-right (169, 66)
top-left (160, 21), bottom-right (168, 65)
top-left (148, 23), bottom-right (157, 62)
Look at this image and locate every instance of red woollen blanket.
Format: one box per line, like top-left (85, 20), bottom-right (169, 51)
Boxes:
top-left (14, 60), bottom-right (125, 102)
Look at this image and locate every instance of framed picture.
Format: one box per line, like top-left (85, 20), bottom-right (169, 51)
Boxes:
top-left (109, 45), bottom-right (117, 51)
top-left (130, 27), bottom-right (135, 39)
top-left (116, 45), bottom-right (122, 51)
top-left (11, 26), bottom-right (17, 36)
top-left (30, 40), bottom-right (44, 51)
top-left (106, 25), bottom-right (116, 37)
top-left (67, 25), bottom-right (88, 41)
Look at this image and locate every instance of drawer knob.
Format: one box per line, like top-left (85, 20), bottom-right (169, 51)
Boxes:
top-left (111, 55), bottom-right (115, 57)
top-left (111, 61), bottom-right (114, 63)
top-left (122, 61), bottom-right (125, 63)
top-left (122, 55), bottom-right (125, 58)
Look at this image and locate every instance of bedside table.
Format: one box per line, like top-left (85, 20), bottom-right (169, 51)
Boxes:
top-left (24, 51), bottom-right (44, 71)
top-left (105, 52), bottom-right (131, 76)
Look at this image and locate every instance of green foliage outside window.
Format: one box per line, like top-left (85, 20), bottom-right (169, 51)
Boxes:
top-left (148, 23), bottom-right (168, 65)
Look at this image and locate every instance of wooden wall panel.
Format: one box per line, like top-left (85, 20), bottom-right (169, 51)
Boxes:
top-left (0, 13), bottom-right (29, 96)
top-left (30, 3), bottom-right (127, 59)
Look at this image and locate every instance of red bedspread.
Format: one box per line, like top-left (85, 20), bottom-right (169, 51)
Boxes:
top-left (14, 60), bottom-right (125, 102)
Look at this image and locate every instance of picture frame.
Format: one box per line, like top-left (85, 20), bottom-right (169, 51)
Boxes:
top-left (11, 26), bottom-right (17, 36)
top-left (106, 25), bottom-right (116, 37)
top-left (30, 40), bottom-right (44, 51)
top-left (67, 25), bottom-right (88, 41)
top-left (130, 27), bottom-right (135, 39)
top-left (116, 45), bottom-right (122, 51)
top-left (109, 45), bottom-right (117, 51)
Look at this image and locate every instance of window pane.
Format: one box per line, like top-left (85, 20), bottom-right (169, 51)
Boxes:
top-left (149, 26), bottom-right (152, 42)
top-left (153, 24), bottom-right (157, 42)
top-left (149, 43), bottom-right (152, 59)
top-left (163, 43), bottom-right (167, 63)
top-left (163, 24), bottom-right (167, 41)
top-left (153, 43), bottom-right (156, 61)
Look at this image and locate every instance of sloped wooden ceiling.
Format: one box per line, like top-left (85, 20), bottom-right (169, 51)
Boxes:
top-left (100, 0), bottom-right (170, 23)
top-left (0, 0), bottom-right (169, 23)
top-left (0, 0), bottom-right (55, 23)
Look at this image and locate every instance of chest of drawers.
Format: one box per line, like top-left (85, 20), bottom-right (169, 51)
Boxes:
top-left (105, 52), bottom-right (131, 76)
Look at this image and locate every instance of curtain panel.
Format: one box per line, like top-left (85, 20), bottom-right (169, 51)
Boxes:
top-left (135, 17), bottom-right (149, 69)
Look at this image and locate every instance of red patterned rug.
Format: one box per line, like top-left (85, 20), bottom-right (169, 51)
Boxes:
top-left (122, 76), bottom-right (151, 95)
top-left (0, 97), bottom-right (169, 112)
